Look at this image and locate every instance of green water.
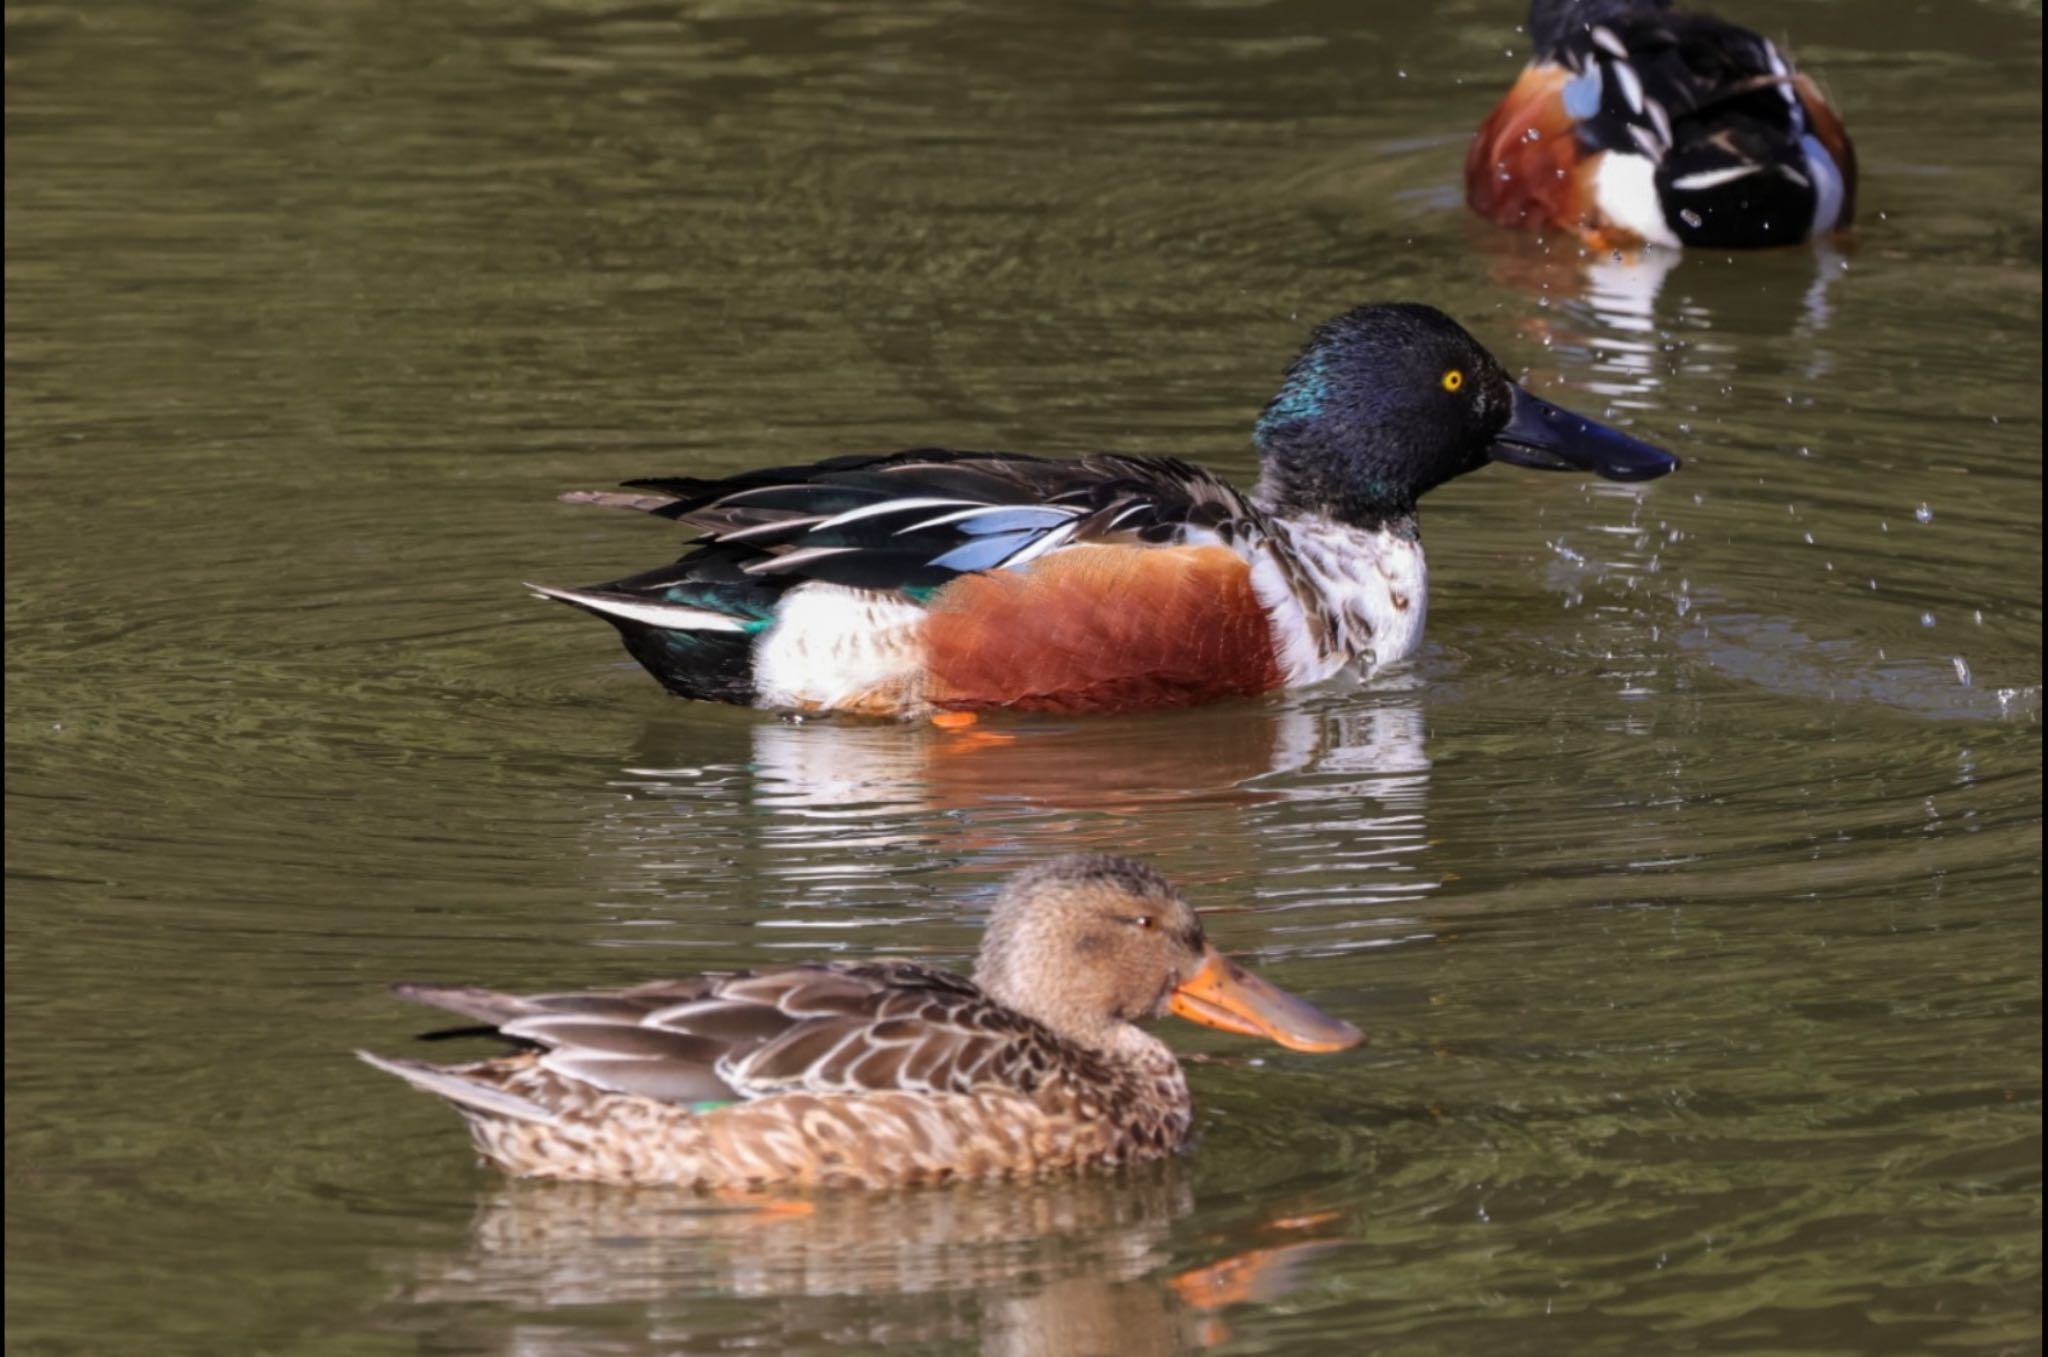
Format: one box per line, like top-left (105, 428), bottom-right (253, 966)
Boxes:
top-left (5, 1), bottom-right (2040, 1354)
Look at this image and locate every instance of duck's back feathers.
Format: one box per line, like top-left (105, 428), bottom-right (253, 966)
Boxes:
top-left (1472, 0), bottom-right (1855, 247)
top-left (604, 449), bottom-right (1256, 588)
top-left (385, 963), bottom-right (1085, 1112)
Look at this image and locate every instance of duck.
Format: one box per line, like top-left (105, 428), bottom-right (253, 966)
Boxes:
top-left (1467, 0), bottom-right (1857, 249)
top-left (536, 303), bottom-right (1677, 719)
top-left (358, 855), bottom-right (1363, 1188)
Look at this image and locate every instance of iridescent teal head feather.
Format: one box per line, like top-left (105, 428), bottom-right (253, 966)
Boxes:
top-left (1250, 303), bottom-right (1676, 527)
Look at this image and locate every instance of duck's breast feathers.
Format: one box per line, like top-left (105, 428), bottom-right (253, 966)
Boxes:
top-left (396, 964), bottom-right (1083, 1108)
top-left (598, 449), bottom-right (1258, 593)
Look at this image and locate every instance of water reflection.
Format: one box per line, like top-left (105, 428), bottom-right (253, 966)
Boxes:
top-left (580, 692), bottom-right (1438, 946)
top-left (389, 1169), bottom-right (1349, 1356)
top-left (1475, 235), bottom-right (1851, 403)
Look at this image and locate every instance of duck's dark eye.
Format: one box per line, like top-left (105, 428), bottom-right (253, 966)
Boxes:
top-left (1441, 369), bottom-right (1465, 393)
top-left (1131, 914), bottom-right (1157, 931)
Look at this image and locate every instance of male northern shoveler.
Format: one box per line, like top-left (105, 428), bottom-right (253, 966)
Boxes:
top-left (358, 855), bottom-right (1362, 1188)
top-left (537, 303), bottom-right (1677, 718)
top-left (1468, 0), bottom-right (1857, 249)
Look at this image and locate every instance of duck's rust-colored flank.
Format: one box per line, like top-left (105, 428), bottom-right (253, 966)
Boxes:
top-left (1465, 65), bottom-right (1597, 238)
top-left (925, 546), bottom-right (1285, 713)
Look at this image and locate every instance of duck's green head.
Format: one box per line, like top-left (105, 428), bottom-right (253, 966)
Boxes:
top-left (1252, 303), bottom-right (1678, 525)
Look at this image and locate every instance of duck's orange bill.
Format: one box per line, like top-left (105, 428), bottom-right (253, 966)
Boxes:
top-left (1168, 947), bottom-right (1364, 1054)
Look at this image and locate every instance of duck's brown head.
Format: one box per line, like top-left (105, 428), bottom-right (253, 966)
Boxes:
top-left (972, 855), bottom-right (1364, 1056)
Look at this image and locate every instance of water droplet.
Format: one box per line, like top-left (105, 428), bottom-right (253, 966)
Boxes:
top-left (1914, 502), bottom-right (1934, 524)
top-left (1921, 611), bottom-right (1937, 628)
top-left (1803, 532), bottom-right (1814, 544)
top-left (1397, 68), bottom-right (1408, 79)
top-left (1974, 609), bottom-right (1984, 625)
top-left (1953, 657), bottom-right (1972, 686)
top-left (1524, 127), bottom-right (1542, 142)
top-left (1679, 208), bottom-right (1703, 228)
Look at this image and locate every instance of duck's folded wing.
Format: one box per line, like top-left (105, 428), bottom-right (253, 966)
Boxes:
top-left (706, 961), bottom-right (1060, 1100)
top-left (569, 448), bottom-right (1257, 592)
top-left (394, 963), bottom-right (1059, 1107)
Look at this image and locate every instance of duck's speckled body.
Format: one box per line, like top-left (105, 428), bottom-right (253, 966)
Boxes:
top-left (360, 856), bottom-right (1362, 1188)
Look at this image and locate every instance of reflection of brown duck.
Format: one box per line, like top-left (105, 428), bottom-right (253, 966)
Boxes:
top-left (394, 1172), bottom-right (1350, 1357)
top-left (360, 855), bottom-right (1360, 1188)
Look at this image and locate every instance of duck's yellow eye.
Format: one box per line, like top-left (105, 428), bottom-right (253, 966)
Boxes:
top-left (1442, 369), bottom-right (1465, 392)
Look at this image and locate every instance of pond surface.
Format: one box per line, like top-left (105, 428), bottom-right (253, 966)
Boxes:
top-left (5, 1), bottom-right (2041, 1353)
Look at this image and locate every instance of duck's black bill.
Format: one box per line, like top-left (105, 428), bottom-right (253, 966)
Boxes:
top-left (1490, 387), bottom-right (1680, 483)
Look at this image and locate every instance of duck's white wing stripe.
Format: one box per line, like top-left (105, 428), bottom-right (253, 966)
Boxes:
top-left (1671, 164), bottom-right (1764, 192)
top-left (812, 497), bottom-right (984, 531)
top-left (995, 521), bottom-right (1078, 569)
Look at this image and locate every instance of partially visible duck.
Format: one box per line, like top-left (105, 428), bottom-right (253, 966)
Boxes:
top-left (358, 855), bottom-right (1363, 1188)
top-left (536, 303), bottom-right (1677, 718)
top-left (1468, 0), bottom-right (1857, 249)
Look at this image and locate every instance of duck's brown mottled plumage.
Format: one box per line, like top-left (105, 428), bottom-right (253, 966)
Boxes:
top-left (359, 856), bottom-right (1363, 1188)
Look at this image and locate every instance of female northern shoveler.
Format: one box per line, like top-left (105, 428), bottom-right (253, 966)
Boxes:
top-left (536, 303), bottom-right (1676, 718)
top-left (358, 855), bottom-right (1362, 1188)
top-left (1468, 0), bottom-right (1857, 249)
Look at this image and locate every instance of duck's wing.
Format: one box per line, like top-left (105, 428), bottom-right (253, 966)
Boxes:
top-left (1547, 7), bottom-right (1854, 242)
top-left (389, 962), bottom-right (1072, 1107)
top-left (567, 448), bottom-right (1259, 592)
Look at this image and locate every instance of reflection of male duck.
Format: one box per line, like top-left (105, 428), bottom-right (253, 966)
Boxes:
top-left (589, 696), bottom-right (1438, 927)
top-left (744, 695), bottom-right (1431, 816)
top-left (1478, 241), bottom-right (1848, 405)
top-left (393, 1172), bottom-right (1348, 1357)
